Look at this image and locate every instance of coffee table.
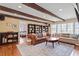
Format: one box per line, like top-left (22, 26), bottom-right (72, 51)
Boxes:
top-left (45, 37), bottom-right (59, 48)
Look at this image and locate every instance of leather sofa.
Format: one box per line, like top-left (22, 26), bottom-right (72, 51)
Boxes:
top-left (27, 33), bottom-right (48, 45)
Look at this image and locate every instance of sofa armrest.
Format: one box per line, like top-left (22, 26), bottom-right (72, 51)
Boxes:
top-left (59, 37), bottom-right (78, 45)
top-left (27, 34), bottom-right (37, 45)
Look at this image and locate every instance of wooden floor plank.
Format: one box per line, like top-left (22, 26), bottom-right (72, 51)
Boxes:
top-left (0, 44), bottom-right (21, 56)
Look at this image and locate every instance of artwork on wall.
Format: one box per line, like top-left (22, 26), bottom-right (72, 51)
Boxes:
top-left (6, 23), bottom-right (17, 29)
top-left (12, 24), bottom-right (17, 29)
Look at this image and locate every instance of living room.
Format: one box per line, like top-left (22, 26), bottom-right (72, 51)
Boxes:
top-left (0, 3), bottom-right (79, 56)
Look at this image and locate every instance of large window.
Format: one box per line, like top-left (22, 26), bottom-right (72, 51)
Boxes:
top-left (57, 24), bottom-right (62, 33)
top-left (51, 22), bottom-right (79, 35)
top-left (67, 23), bottom-right (74, 34)
top-left (75, 22), bottom-right (79, 35)
top-left (51, 24), bottom-right (57, 34)
top-left (61, 24), bottom-right (67, 33)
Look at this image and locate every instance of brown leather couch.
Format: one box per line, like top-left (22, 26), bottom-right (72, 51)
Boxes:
top-left (27, 33), bottom-right (48, 45)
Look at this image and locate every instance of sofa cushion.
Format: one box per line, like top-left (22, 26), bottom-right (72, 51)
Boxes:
top-left (37, 37), bottom-right (46, 40)
top-left (59, 38), bottom-right (77, 45)
top-left (61, 34), bottom-right (70, 38)
top-left (70, 34), bottom-right (78, 39)
top-left (37, 33), bottom-right (43, 38)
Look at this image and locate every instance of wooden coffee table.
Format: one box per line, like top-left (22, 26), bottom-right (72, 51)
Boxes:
top-left (45, 37), bottom-right (59, 48)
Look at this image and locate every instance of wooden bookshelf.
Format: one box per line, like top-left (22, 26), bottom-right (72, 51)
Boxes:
top-left (0, 32), bottom-right (18, 45)
top-left (28, 24), bottom-right (48, 34)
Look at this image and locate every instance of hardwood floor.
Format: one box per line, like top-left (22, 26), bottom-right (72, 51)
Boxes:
top-left (0, 37), bottom-right (26, 56)
top-left (0, 43), bottom-right (21, 56)
top-left (0, 37), bottom-right (79, 56)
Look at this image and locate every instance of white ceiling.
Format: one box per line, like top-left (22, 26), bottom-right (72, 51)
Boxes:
top-left (0, 3), bottom-right (77, 22)
top-left (37, 3), bottom-right (76, 19)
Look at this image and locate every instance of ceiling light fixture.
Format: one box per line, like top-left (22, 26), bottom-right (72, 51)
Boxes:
top-left (59, 9), bottom-right (62, 11)
top-left (18, 6), bottom-right (22, 8)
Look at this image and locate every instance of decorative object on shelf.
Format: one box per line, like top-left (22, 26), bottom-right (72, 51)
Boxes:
top-left (12, 24), bottom-right (17, 29)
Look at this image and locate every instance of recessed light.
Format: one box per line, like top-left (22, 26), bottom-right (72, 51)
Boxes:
top-left (59, 9), bottom-right (62, 11)
top-left (18, 6), bottom-right (22, 8)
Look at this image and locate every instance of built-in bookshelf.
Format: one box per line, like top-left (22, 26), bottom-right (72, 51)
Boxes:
top-left (28, 24), bottom-right (49, 34)
top-left (28, 24), bottom-right (35, 33)
top-left (42, 26), bottom-right (48, 32)
top-left (35, 25), bottom-right (42, 34)
top-left (0, 32), bottom-right (18, 45)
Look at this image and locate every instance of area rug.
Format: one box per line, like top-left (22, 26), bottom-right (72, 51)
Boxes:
top-left (17, 42), bottom-right (74, 56)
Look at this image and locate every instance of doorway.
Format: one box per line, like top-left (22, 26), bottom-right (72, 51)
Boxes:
top-left (19, 20), bottom-right (27, 44)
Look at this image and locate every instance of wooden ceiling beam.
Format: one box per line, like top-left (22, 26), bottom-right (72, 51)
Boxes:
top-left (23, 3), bottom-right (65, 21)
top-left (0, 13), bottom-right (47, 24)
top-left (0, 5), bottom-right (54, 23)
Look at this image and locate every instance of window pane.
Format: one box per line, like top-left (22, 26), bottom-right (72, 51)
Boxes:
top-left (75, 22), bottom-right (79, 35)
top-left (67, 23), bottom-right (74, 34)
top-left (51, 24), bottom-right (57, 34)
top-left (57, 24), bottom-right (62, 33)
top-left (61, 24), bottom-right (67, 33)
